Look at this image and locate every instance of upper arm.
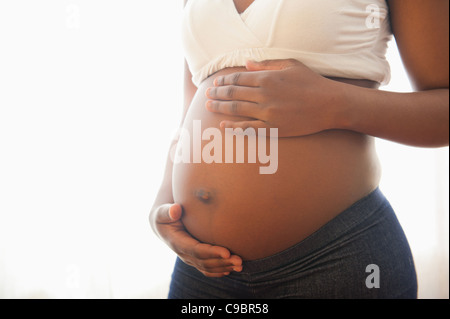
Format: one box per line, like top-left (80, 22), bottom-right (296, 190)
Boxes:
top-left (387, 0), bottom-right (449, 91)
top-left (182, 60), bottom-right (197, 123)
top-left (181, 0), bottom-right (197, 125)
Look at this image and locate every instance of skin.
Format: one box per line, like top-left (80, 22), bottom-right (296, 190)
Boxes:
top-left (207, 1), bottom-right (449, 147)
top-left (149, 0), bottom-right (449, 277)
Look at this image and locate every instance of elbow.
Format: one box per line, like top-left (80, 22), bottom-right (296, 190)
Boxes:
top-left (418, 131), bottom-right (449, 149)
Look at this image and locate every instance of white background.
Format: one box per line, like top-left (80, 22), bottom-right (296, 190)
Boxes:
top-left (0, 1), bottom-right (448, 298)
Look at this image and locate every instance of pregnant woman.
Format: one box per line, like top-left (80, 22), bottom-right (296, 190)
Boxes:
top-left (150, 0), bottom-right (449, 298)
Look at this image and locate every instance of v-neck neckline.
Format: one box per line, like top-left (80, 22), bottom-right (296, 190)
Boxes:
top-left (224, 0), bottom-right (276, 46)
top-left (232, 0), bottom-right (257, 15)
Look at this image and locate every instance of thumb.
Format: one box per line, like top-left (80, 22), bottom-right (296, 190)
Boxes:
top-left (156, 203), bottom-right (183, 224)
top-left (246, 59), bottom-right (300, 71)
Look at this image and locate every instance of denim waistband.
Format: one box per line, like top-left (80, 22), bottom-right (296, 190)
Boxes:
top-left (240, 187), bottom-right (389, 274)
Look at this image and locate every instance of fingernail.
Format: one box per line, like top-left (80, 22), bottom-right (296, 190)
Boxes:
top-left (205, 87), bottom-right (215, 98)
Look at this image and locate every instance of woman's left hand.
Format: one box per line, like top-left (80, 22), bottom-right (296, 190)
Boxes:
top-left (205, 59), bottom-right (343, 137)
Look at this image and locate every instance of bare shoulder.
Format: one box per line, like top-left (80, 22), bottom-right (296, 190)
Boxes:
top-left (387, 0), bottom-right (449, 91)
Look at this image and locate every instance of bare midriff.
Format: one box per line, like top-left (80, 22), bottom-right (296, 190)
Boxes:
top-left (172, 67), bottom-right (381, 260)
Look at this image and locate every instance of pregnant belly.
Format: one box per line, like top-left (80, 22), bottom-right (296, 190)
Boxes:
top-left (172, 68), bottom-right (381, 260)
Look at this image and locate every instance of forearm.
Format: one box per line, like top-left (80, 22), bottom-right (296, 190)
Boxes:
top-left (151, 61), bottom-right (193, 214)
top-left (336, 83), bottom-right (449, 148)
top-left (149, 139), bottom-right (177, 234)
top-left (150, 59), bottom-right (196, 234)
top-left (151, 174), bottom-right (173, 213)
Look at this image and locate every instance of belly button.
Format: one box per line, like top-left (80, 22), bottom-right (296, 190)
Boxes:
top-left (195, 189), bottom-right (213, 204)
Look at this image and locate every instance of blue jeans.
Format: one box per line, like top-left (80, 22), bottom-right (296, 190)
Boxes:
top-left (168, 188), bottom-right (418, 299)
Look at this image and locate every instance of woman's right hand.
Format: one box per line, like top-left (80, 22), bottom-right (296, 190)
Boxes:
top-left (150, 203), bottom-right (243, 277)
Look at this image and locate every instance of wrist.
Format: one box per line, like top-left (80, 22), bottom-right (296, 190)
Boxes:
top-left (325, 80), bottom-right (354, 131)
top-left (149, 207), bottom-right (160, 237)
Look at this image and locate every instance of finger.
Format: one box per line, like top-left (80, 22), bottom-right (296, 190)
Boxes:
top-left (229, 254), bottom-right (243, 267)
top-left (192, 259), bottom-right (241, 274)
top-left (214, 71), bottom-right (260, 88)
top-left (190, 242), bottom-right (232, 260)
top-left (182, 257), bottom-right (240, 277)
top-left (206, 86), bottom-right (261, 102)
top-left (203, 254), bottom-right (242, 268)
top-left (174, 234), bottom-right (232, 260)
top-left (204, 257), bottom-right (243, 274)
top-left (155, 204), bottom-right (182, 224)
top-left (179, 245), bottom-right (241, 275)
top-left (168, 204), bottom-right (182, 221)
top-left (187, 244), bottom-right (243, 271)
top-left (220, 120), bottom-right (268, 132)
top-left (188, 255), bottom-right (243, 276)
top-left (246, 59), bottom-right (301, 71)
top-left (206, 100), bottom-right (260, 118)
top-left (200, 271), bottom-right (231, 278)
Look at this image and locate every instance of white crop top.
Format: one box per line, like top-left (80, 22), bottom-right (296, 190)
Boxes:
top-left (182, 0), bottom-right (393, 87)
